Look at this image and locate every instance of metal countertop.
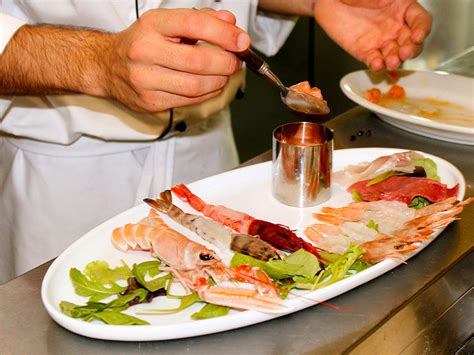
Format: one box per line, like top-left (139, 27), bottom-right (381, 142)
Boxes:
top-left (1, 106), bottom-right (472, 355)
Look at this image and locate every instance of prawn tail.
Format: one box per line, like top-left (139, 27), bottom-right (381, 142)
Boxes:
top-left (143, 197), bottom-right (171, 215)
top-left (171, 184), bottom-right (207, 211)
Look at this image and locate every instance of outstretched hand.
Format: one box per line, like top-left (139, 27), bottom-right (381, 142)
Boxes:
top-left (314, 0), bottom-right (432, 71)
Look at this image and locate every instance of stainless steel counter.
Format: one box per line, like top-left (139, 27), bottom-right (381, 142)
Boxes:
top-left (1, 106), bottom-right (472, 354)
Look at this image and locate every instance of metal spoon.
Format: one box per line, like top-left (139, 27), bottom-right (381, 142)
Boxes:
top-left (235, 48), bottom-right (330, 115)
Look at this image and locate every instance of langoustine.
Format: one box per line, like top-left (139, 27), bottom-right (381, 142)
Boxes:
top-left (111, 211), bottom-right (287, 313)
top-left (171, 183), bottom-right (322, 260)
top-left (305, 197), bottom-right (473, 263)
top-left (143, 190), bottom-right (282, 261)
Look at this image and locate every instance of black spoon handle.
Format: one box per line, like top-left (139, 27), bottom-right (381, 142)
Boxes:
top-left (234, 47), bottom-right (266, 73)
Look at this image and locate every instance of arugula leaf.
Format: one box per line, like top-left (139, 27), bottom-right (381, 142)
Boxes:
top-left (312, 243), bottom-right (366, 289)
top-left (138, 292), bottom-right (202, 314)
top-left (70, 268), bottom-right (127, 302)
top-left (351, 189), bottom-right (363, 202)
top-left (60, 301), bottom-right (108, 320)
top-left (107, 288), bottom-right (149, 309)
top-left (132, 261), bottom-right (171, 292)
top-left (192, 304), bottom-right (230, 320)
top-left (413, 158), bottom-right (440, 181)
top-left (93, 310), bottom-right (149, 325)
top-left (366, 171), bottom-right (405, 186)
top-left (83, 260), bottom-right (132, 284)
top-left (408, 196), bottom-right (431, 209)
top-left (366, 219), bottom-right (379, 232)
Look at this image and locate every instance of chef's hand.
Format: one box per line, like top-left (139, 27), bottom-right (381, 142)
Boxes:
top-left (313, 0), bottom-right (432, 71)
top-left (0, 8), bottom-right (250, 113)
top-left (103, 8), bottom-right (250, 112)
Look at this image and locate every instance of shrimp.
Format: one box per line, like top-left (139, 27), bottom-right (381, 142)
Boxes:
top-left (143, 191), bottom-right (282, 261)
top-left (312, 200), bottom-right (416, 235)
top-left (171, 184), bottom-right (322, 260)
top-left (111, 212), bottom-right (287, 313)
top-left (305, 197), bottom-right (472, 263)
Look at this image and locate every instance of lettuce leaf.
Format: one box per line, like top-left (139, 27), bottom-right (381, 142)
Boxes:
top-left (93, 310), bottom-right (149, 325)
top-left (351, 189), bottom-right (362, 202)
top-left (366, 171), bottom-right (405, 186)
top-left (408, 196), bottom-right (431, 209)
top-left (83, 260), bottom-right (132, 284)
top-left (192, 304), bottom-right (229, 320)
top-left (138, 291), bottom-right (202, 314)
top-left (132, 261), bottom-right (171, 292)
top-left (70, 268), bottom-right (127, 302)
top-left (230, 249), bottom-right (320, 282)
top-left (312, 243), bottom-right (366, 289)
top-left (413, 158), bottom-right (440, 181)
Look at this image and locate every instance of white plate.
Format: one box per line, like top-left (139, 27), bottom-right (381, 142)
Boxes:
top-left (41, 148), bottom-right (466, 342)
top-left (340, 70), bottom-right (474, 145)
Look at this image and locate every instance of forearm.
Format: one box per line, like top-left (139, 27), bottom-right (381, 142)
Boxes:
top-left (258, 0), bottom-right (314, 17)
top-left (0, 24), bottom-right (112, 96)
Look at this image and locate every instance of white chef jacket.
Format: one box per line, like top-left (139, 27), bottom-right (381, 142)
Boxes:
top-left (0, 1), bottom-right (296, 283)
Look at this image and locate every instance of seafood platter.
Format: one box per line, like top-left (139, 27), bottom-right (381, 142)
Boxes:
top-left (41, 148), bottom-right (472, 341)
top-left (340, 70), bottom-right (474, 145)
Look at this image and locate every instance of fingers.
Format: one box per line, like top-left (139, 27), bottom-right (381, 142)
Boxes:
top-left (365, 48), bottom-right (385, 72)
top-left (149, 8), bottom-right (250, 52)
top-left (405, 2), bottom-right (432, 44)
top-left (200, 8), bottom-right (237, 25)
top-left (147, 41), bottom-right (241, 75)
top-left (136, 89), bottom-right (224, 113)
top-left (381, 40), bottom-right (401, 71)
top-left (130, 65), bottom-right (229, 97)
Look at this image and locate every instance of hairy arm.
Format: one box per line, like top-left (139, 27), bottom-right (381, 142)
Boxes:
top-left (258, 0), bottom-right (313, 16)
top-left (0, 9), bottom-right (249, 112)
top-left (0, 24), bottom-right (111, 97)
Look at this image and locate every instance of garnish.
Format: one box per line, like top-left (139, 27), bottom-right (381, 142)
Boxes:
top-left (351, 189), bottom-right (362, 202)
top-left (413, 158), bottom-right (440, 181)
top-left (366, 220), bottom-right (379, 232)
top-left (192, 304), bottom-right (230, 320)
top-left (408, 196), bottom-right (431, 209)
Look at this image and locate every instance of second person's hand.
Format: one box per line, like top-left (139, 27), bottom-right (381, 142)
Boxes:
top-left (314, 0), bottom-right (432, 71)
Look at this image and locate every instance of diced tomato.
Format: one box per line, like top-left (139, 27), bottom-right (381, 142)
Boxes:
top-left (309, 87), bottom-right (323, 99)
top-left (290, 81), bottom-right (312, 93)
top-left (364, 88), bottom-right (382, 104)
top-left (387, 84), bottom-right (406, 99)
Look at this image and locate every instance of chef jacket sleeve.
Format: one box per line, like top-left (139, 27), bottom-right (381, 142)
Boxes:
top-left (0, 13), bottom-right (26, 55)
top-left (247, 2), bottom-right (298, 57)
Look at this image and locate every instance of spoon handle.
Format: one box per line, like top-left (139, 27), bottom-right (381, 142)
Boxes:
top-left (234, 47), bottom-right (266, 73)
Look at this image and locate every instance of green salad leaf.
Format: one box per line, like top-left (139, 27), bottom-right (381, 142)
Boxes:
top-left (351, 189), bottom-right (363, 202)
top-left (138, 291), bottom-right (202, 314)
top-left (93, 310), bottom-right (149, 325)
top-left (408, 196), bottom-right (431, 209)
top-left (312, 243), bottom-right (366, 289)
top-left (83, 260), bottom-right (132, 284)
top-left (192, 304), bottom-right (230, 320)
top-left (132, 261), bottom-right (171, 292)
top-left (70, 268), bottom-right (127, 302)
top-left (230, 253), bottom-right (287, 280)
top-left (366, 171), bottom-right (405, 186)
top-left (366, 219), bottom-right (379, 232)
top-left (413, 158), bottom-right (440, 181)
top-left (230, 249), bottom-right (320, 282)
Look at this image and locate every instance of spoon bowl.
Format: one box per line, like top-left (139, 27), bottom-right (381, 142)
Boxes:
top-left (235, 48), bottom-right (330, 115)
